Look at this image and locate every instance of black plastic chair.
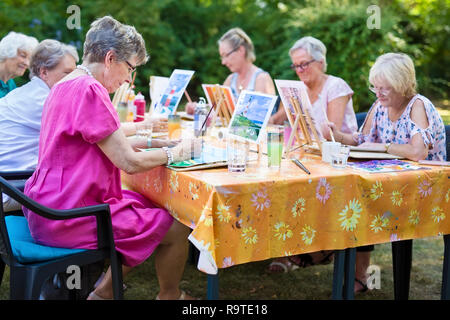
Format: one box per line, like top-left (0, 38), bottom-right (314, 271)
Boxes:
top-left (0, 176), bottom-right (123, 300)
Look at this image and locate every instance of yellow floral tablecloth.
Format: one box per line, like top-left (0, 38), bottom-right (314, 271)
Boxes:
top-left (122, 154), bottom-right (450, 275)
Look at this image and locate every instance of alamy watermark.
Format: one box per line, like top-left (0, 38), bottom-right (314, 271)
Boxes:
top-left (66, 264), bottom-right (81, 290)
top-left (66, 5), bottom-right (81, 30)
top-left (367, 5), bottom-right (381, 30)
top-left (366, 264), bottom-right (381, 290)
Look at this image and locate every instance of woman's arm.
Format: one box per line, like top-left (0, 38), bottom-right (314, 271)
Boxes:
top-left (97, 128), bottom-right (200, 174)
top-left (326, 95), bottom-right (350, 130)
top-left (384, 99), bottom-right (429, 161)
top-left (254, 72), bottom-right (276, 95)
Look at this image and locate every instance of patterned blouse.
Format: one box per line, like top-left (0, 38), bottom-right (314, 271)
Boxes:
top-left (358, 94), bottom-right (447, 161)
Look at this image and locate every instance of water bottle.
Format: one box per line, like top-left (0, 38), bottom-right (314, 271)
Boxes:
top-left (194, 97), bottom-right (208, 137)
top-left (134, 92), bottom-right (146, 122)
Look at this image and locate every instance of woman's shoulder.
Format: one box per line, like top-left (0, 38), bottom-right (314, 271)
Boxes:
top-left (326, 74), bottom-right (352, 88)
top-left (54, 75), bottom-right (107, 96)
top-left (324, 74), bottom-right (354, 98)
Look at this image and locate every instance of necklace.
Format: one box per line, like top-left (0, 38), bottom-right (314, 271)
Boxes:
top-left (76, 65), bottom-right (93, 77)
top-left (237, 66), bottom-right (254, 91)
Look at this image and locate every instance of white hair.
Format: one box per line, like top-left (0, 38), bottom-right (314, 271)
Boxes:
top-left (30, 39), bottom-right (79, 78)
top-left (0, 32), bottom-right (39, 62)
top-left (289, 36), bottom-right (327, 72)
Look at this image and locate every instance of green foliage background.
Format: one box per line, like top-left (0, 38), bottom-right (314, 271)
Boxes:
top-left (0, 0), bottom-right (448, 111)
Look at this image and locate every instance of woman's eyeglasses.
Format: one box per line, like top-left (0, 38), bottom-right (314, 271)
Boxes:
top-left (290, 59), bottom-right (315, 71)
top-left (369, 85), bottom-right (392, 96)
top-left (124, 60), bottom-right (136, 73)
top-left (220, 47), bottom-right (239, 60)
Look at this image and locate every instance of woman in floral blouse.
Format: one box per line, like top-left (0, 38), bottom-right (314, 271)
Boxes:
top-left (326, 52), bottom-right (446, 162)
top-left (324, 52), bottom-right (446, 292)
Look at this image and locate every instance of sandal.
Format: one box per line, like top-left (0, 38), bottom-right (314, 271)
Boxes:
top-left (266, 258), bottom-right (300, 274)
top-left (289, 250), bottom-right (335, 268)
top-left (354, 278), bottom-right (368, 293)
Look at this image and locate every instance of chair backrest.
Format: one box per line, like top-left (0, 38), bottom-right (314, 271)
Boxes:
top-left (445, 125), bottom-right (450, 161)
top-left (356, 112), bottom-right (368, 129)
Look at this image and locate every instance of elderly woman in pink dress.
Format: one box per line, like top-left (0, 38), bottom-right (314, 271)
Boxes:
top-left (23, 16), bottom-right (201, 300)
top-left (323, 52), bottom-right (446, 292)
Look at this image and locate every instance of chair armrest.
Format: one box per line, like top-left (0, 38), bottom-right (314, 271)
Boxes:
top-left (0, 170), bottom-right (34, 180)
top-left (1, 176), bottom-right (115, 250)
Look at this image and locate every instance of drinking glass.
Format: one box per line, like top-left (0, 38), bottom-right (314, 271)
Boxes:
top-left (267, 125), bottom-right (284, 168)
top-left (227, 137), bottom-right (249, 172)
top-left (331, 145), bottom-right (351, 168)
top-left (168, 114), bottom-right (181, 139)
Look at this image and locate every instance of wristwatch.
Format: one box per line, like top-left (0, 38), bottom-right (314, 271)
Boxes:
top-left (385, 142), bottom-right (392, 152)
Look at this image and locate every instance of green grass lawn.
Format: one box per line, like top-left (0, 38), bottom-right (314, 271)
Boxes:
top-left (1, 236), bottom-right (445, 300)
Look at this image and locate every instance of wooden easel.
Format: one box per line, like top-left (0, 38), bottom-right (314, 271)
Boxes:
top-left (210, 85), bottom-right (233, 127)
top-left (283, 87), bottom-right (322, 157)
top-left (111, 82), bottom-right (130, 108)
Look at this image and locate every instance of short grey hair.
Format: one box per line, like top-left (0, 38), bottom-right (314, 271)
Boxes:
top-left (218, 28), bottom-right (256, 62)
top-left (83, 16), bottom-right (148, 66)
top-left (30, 39), bottom-right (79, 78)
top-left (0, 32), bottom-right (39, 62)
top-left (289, 36), bottom-right (327, 72)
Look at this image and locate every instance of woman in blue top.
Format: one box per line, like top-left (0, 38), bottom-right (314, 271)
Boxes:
top-left (0, 32), bottom-right (38, 98)
top-left (186, 27), bottom-right (276, 114)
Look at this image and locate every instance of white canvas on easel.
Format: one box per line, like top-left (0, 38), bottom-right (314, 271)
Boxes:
top-left (153, 69), bottom-right (195, 116)
top-left (275, 79), bottom-right (324, 156)
top-left (149, 76), bottom-right (169, 115)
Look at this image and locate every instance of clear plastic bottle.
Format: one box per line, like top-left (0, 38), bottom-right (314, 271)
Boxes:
top-left (194, 97), bottom-right (208, 137)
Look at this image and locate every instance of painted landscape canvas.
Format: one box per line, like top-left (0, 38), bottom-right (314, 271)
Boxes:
top-left (227, 90), bottom-right (278, 144)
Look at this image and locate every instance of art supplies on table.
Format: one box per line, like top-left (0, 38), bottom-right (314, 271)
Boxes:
top-left (418, 159), bottom-right (450, 166)
top-left (167, 145), bottom-right (228, 171)
top-left (348, 159), bottom-right (428, 173)
top-left (153, 69), bottom-right (195, 116)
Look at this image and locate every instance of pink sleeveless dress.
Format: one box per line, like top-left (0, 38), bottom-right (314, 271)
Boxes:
top-left (23, 75), bottom-right (174, 267)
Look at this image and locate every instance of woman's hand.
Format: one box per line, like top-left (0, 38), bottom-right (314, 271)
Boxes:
top-left (151, 138), bottom-right (180, 148)
top-left (143, 115), bottom-right (168, 132)
top-left (171, 138), bottom-right (203, 162)
top-left (321, 122), bottom-right (338, 141)
top-left (185, 102), bottom-right (197, 115)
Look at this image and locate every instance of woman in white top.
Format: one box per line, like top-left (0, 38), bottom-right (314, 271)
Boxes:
top-left (186, 27), bottom-right (276, 114)
top-left (267, 37), bottom-right (358, 275)
top-left (269, 36), bottom-right (357, 139)
top-left (0, 39), bottom-right (79, 211)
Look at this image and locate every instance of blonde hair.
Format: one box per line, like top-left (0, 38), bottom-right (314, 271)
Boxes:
top-left (369, 53), bottom-right (417, 97)
top-left (218, 28), bottom-right (255, 62)
top-left (289, 36), bottom-right (327, 72)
